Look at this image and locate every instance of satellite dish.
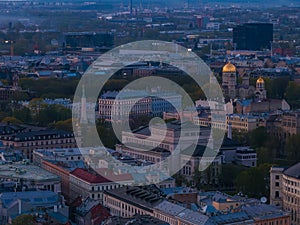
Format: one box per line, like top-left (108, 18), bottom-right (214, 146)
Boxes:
top-left (260, 197), bottom-right (267, 203)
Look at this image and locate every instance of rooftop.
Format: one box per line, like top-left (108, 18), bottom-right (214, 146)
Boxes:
top-left (0, 191), bottom-right (58, 208)
top-left (34, 148), bottom-right (82, 158)
top-left (104, 185), bottom-right (164, 211)
top-left (70, 168), bottom-right (111, 184)
top-left (207, 211), bottom-right (253, 225)
top-left (0, 162), bottom-right (60, 181)
top-left (283, 162), bottom-right (300, 179)
top-left (103, 214), bottom-right (168, 225)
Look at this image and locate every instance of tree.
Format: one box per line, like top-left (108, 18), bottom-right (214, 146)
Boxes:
top-left (285, 134), bottom-right (300, 164)
top-left (219, 164), bottom-right (246, 189)
top-left (12, 214), bottom-right (35, 225)
top-left (285, 81), bottom-right (300, 108)
top-left (53, 118), bottom-right (73, 132)
top-left (248, 127), bottom-right (267, 148)
top-left (13, 107), bottom-right (32, 123)
top-left (256, 147), bottom-right (272, 164)
top-left (235, 163), bottom-right (273, 198)
top-left (35, 105), bottom-right (71, 126)
top-left (173, 172), bottom-right (187, 187)
top-left (1, 116), bottom-right (22, 125)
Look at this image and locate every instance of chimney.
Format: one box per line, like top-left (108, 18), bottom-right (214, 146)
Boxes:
top-left (17, 199), bottom-right (22, 215)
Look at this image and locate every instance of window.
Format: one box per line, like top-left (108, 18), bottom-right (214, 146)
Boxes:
top-left (276, 182), bottom-right (280, 187)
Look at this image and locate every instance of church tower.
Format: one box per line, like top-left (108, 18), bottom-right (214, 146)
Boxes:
top-left (222, 62), bottom-right (237, 99)
top-left (255, 77), bottom-right (267, 101)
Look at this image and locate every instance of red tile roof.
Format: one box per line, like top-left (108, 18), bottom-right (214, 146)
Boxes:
top-left (95, 168), bottom-right (134, 182)
top-left (70, 168), bottom-right (111, 184)
top-left (91, 204), bottom-right (111, 224)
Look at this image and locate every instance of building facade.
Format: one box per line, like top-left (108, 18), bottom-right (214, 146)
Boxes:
top-left (0, 130), bottom-right (76, 161)
top-left (69, 168), bottom-right (133, 203)
top-left (270, 163), bottom-right (300, 225)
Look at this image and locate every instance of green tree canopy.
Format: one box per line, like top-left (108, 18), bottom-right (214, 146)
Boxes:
top-left (285, 134), bottom-right (300, 164)
top-left (12, 214), bottom-right (35, 225)
top-left (1, 116), bottom-right (22, 125)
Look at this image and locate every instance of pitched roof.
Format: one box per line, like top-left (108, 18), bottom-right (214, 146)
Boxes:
top-left (70, 168), bottom-right (111, 184)
top-left (283, 162), bottom-right (300, 179)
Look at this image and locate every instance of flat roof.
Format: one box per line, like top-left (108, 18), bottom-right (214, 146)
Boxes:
top-left (0, 162), bottom-right (60, 181)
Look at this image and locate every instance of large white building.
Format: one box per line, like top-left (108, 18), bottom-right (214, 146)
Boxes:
top-left (98, 89), bottom-right (182, 121)
top-left (69, 168), bottom-right (133, 203)
top-left (122, 121), bottom-right (207, 152)
top-left (270, 163), bottom-right (300, 225)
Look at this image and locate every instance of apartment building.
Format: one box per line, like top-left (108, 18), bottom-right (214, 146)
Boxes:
top-left (270, 163), bottom-right (300, 225)
top-left (0, 129), bottom-right (76, 161)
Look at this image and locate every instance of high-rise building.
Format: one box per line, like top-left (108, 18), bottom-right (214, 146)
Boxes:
top-left (233, 23), bottom-right (273, 51)
top-left (63, 32), bottom-right (114, 51)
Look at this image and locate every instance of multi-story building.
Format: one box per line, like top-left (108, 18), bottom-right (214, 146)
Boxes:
top-left (64, 32), bottom-right (114, 52)
top-left (235, 148), bottom-right (257, 167)
top-left (98, 89), bottom-right (182, 121)
top-left (267, 110), bottom-right (300, 140)
top-left (41, 160), bottom-right (72, 202)
top-left (193, 113), bottom-right (267, 133)
top-left (98, 90), bottom-right (151, 120)
top-left (103, 185), bottom-right (164, 217)
top-left (0, 190), bottom-right (69, 225)
top-left (0, 130), bottom-right (77, 161)
top-left (270, 166), bottom-right (285, 208)
top-left (33, 148), bottom-right (86, 202)
top-left (115, 144), bottom-right (171, 164)
top-left (153, 200), bottom-right (209, 225)
top-left (270, 163), bottom-right (300, 225)
top-left (242, 203), bottom-right (290, 225)
top-left (122, 121), bottom-right (207, 152)
top-left (69, 168), bottom-right (133, 203)
top-left (180, 145), bottom-right (222, 185)
top-left (75, 197), bottom-right (111, 225)
top-left (226, 114), bottom-right (267, 133)
top-left (103, 214), bottom-right (168, 225)
top-left (33, 148), bottom-right (83, 166)
top-left (233, 23), bottom-right (273, 51)
top-left (200, 191), bottom-right (290, 225)
top-left (0, 162), bottom-right (61, 193)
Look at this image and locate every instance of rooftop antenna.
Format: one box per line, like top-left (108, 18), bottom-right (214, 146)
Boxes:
top-left (130, 0), bottom-right (133, 15)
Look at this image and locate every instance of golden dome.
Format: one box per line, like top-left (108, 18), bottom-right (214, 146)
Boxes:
top-left (256, 77), bottom-right (265, 84)
top-left (222, 62), bottom-right (236, 73)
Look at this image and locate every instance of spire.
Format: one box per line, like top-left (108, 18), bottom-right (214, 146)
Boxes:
top-left (80, 85), bottom-right (87, 124)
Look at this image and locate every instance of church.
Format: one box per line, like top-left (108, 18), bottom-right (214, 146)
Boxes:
top-left (221, 62), bottom-right (266, 101)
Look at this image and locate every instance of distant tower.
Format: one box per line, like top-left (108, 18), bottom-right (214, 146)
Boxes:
top-left (80, 85), bottom-right (88, 124)
top-left (12, 74), bottom-right (19, 90)
top-left (227, 122), bottom-right (232, 139)
top-left (130, 0), bottom-right (133, 15)
top-left (139, 0), bottom-right (143, 10)
top-left (255, 77), bottom-right (267, 101)
top-left (222, 62), bottom-right (237, 99)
